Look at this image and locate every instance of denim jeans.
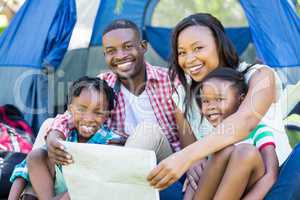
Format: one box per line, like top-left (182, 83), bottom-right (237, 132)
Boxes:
top-left (160, 175), bottom-right (185, 200)
top-left (265, 142), bottom-right (300, 200)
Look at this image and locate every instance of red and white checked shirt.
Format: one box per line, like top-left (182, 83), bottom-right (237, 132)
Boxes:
top-left (48, 63), bottom-right (181, 152)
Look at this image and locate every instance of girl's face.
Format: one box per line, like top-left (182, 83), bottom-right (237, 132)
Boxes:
top-left (69, 88), bottom-right (109, 142)
top-left (177, 25), bottom-right (219, 82)
top-left (200, 78), bottom-right (242, 127)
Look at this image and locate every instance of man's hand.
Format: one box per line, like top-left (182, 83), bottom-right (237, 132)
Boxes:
top-left (46, 130), bottom-right (73, 165)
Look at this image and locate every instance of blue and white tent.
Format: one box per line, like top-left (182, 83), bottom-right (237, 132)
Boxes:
top-left (0, 0), bottom-right (299, 134)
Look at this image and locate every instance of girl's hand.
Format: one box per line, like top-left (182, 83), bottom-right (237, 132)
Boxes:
top-left (186, 158), bottom-right (207, 190)
top-left (147, 151), bottom-right (192, 190)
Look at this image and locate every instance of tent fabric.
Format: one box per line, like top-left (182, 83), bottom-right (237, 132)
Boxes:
top-left (276, 67), bottom-right (300, 86)
top-left (279, 80), bottom-right (300, 118)
top-left (90, 0), bottom-right (149, 46)
top-left (0, 0), bottom-right (76, 134)
top-left (0, 0), bottom-right (299, 133)
top-left (0, 0), bottom-right (76, 70)
top-left (145, 26), bottom-right (252, 61)
top-left (67, 0), bottom-right (100, 50)
top-left (143, 0), bottom-right (159, 26)
top-left (240, 0), bottom-right (300, 68)
top-left (144, 26), bottom-right (172, 61)
top-left (0, 67), bottom-right (53, 134)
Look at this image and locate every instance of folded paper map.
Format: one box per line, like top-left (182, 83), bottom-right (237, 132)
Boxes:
top-left (61, 142), bottom-right (159, 200)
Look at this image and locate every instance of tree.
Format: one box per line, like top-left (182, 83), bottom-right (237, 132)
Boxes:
top-left (152, 0), bottom-right (248, 27)
top-left (0, 16), bottom-right (8, 34)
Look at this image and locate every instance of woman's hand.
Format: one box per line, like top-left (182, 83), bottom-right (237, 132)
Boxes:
top-left (147, 151), bottom-right (192, 190)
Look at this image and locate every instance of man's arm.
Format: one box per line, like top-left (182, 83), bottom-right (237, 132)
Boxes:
top-left (47, 130), bottom-right (73, 165)
top-left (44, 112), bottom-right (74, 140)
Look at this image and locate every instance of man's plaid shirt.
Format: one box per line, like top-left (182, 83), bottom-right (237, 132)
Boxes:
top-left (48, 63), bottom-right (181, 152)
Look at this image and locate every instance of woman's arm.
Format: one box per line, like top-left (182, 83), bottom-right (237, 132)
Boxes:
top-left (148, 67), bottom-right (276, 189)
top-left (175, 108), bottom-right (197, 148)
top-left (242, 146), bottom-right (279, 200)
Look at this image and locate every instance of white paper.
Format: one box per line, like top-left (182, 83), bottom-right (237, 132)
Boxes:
top-left (61, 142), bottom-right (159, 200)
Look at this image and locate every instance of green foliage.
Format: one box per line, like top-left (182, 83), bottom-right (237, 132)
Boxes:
top-left (0, 26), bottom-right (5, 35)
top-left (0, 15), bottom-right (8, 35)
top-left (286, 129), bottom-right (300, 148)
top-left (114, 0), bottom-right (124, 15)
top-left (152, 0), bottom-right (248, 27)
top-left (297, 0), bottom-right (300, 15)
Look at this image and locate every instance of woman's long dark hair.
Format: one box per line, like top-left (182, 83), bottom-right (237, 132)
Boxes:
top-left (169, 13), bottom-right (240, 117)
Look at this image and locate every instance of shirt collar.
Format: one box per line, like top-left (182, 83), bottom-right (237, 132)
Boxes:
top-left (145, 62), bottom-right (160, 82)
top-left (111, 61), bottom-right (159, 92)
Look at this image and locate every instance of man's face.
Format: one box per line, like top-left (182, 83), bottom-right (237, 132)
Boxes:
top-left (102, 28), bottom-right (147, 80)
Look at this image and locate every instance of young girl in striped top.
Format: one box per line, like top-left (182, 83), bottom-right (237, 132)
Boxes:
top-left (184, 67), bottom-right (279, 200)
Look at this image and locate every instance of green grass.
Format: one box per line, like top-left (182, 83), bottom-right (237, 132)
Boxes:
top-left (0, 26), bottom-right (6, 35)
top-left (286, 129), bottom-right (300, 148)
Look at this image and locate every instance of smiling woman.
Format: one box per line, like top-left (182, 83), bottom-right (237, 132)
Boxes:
top-left (147, 14), bottom-right (292, 198)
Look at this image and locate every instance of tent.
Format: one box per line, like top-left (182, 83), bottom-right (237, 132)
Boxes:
top-left (0, 0), bottom-right (299, 134)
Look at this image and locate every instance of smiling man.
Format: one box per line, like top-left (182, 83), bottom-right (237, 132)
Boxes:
top-left (102, 25), bottom-right (147, 94)
top-left (41, 19), bottom-right (183, 200)
top-left (97, 20), bottom-right (181, 154)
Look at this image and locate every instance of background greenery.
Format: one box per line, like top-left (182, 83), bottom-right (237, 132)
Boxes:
top-left (152, 0), bottom-right (248, 27)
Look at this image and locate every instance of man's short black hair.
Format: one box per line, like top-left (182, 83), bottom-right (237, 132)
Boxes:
top-left (102, 19), bottom-right (142, 40)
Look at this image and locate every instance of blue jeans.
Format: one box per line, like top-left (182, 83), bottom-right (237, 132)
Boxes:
top-left (160, 175), bottom-right (185, 200)
top-left (265, 142), bottom-right (300, 200)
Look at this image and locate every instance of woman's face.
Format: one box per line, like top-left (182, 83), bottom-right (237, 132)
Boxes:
top-left (177, 25), bottom-right (219, 82)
